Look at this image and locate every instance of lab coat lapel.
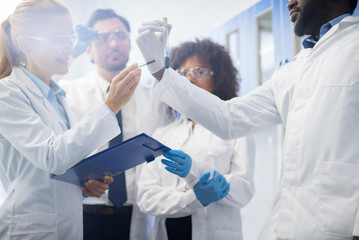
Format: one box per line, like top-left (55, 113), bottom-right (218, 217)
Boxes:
top-left (313, 16), bottom-right (358, 52)
top-left (10, 67), bottom-right (67, 130)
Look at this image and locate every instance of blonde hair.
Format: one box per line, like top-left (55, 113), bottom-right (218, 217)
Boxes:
top-left (0, 0), bottom-right (69, 79)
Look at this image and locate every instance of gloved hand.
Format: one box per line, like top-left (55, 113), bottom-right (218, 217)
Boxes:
top-left (161, 150), bottom-right (192, 178)
top-left (136, 20), bottom-right (171, 74)
top-left (74, 24), bottom-right (98, 58)
top-left (193, 170), bottom-right (230, 206)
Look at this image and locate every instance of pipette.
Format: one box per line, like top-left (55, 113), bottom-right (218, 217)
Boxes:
top-left (163, 17), bottom-right (170, 69)
top-left (138, 59), bottom-right (156, 68)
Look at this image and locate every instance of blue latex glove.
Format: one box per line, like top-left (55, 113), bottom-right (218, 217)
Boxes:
top-left (73, 24), bottom-right (98, 58)
top-left (161, 150), bottom-right (192, 178)
top-left (193, 170), bottom-right (230, 206)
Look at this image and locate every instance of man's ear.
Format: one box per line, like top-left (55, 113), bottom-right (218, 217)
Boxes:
top-left (85, 45), bottom-right (95, 64)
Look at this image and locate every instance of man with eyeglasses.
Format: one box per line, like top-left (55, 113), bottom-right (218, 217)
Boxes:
top-left (59, 9), bottom-right (173, 240)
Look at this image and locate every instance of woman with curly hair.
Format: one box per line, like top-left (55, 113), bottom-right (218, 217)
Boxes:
top-left (136, 38), bottom-right (255, 240)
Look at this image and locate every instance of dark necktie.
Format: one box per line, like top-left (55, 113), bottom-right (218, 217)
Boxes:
top-left (107, 86), bottom-right (127, 208)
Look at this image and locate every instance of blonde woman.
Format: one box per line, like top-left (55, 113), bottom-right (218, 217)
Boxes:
top-left (0, 0), bottom-right (140, 239)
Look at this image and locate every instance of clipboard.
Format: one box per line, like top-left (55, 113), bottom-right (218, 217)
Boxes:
top-left (51, 133), bottom-right (170, 186)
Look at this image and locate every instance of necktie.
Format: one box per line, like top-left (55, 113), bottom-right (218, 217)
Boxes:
top-left (107, 86), bottom-right (127, 208)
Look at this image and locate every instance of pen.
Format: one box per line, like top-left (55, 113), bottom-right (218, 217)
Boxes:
top-left (138, 59), bottom-right (156, 68)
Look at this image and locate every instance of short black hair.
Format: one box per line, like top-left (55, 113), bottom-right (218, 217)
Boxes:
top-left (86, 9), bottom-right (130, 32)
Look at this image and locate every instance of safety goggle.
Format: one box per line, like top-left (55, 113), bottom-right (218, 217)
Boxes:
top-left (177, 66), bottom-right (214, 79)
top-left (93, 29), bottom-right (130, 44)
top-left (22, 33), bottom-right (78, 49)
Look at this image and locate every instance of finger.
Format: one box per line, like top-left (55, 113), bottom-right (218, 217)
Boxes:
top-left (114, 63), bottom-right (139, 82)
top-left (114, 67), bottom-right (141, 88)
top-left (142, 20), bottom-right (166, 27)
top-left (82, 185), bottom-right (103, 198)
top-left (163, 155), bottom-right (186, 165)
top-left (125, 69), bottom-right (141, 89)
top-left (165, 166), bottom-right (181, 175)
top-left (165, 150), bottom-right (188, 159)
top-left (140, 20), bottom-right (166, 29)
top-left (161, 159), bottom-right (179, 169)
top-left (198, 172), bottom-right (211, 184)
top-left (138, 25), bottom-right (164, 34)
top-left (103, 175), bottom-right (114, 184)
top-left (212, 170), bottom-right (219, 181)
top-left (85, 179), bottom-right (109, 193)
top-left (82, 187), bottom-right (93, 197)
top-left (129, 72), bottom-right (141, 91)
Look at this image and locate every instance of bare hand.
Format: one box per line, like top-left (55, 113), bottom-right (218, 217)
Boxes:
top-left (82, 175), bottom-right (114, 197)
top-left (105, 63), bottom-right (141, 114)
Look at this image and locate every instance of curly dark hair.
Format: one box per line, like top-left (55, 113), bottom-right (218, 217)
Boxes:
top-left (170, 38), bottom-right (239, 100)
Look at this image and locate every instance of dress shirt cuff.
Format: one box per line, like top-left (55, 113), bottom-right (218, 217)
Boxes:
top-left (102, 102), bottom-right (117, 119)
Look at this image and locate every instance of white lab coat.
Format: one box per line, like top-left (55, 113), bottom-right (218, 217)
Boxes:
top-left (59, 72), bottom-right (173, 240)
top-left (152, 16), bottom-right (359, 240)
top-left (137, 116), bottom-right (255, 240)
top-left (0, 67), bottom-right (120, 239)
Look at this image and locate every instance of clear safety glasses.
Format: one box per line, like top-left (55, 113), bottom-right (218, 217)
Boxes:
top-left (177, 66), bottom-right (214, 79)
top-left (23, 33), bottom-right (78, 49)
top-left (93, 29), bottom-right (130, 44)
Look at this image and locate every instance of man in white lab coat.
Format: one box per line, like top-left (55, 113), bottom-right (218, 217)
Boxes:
top-left (136, 0), bottom-right (359, 239)
top-left (59, 9), bottom-right (173, 240)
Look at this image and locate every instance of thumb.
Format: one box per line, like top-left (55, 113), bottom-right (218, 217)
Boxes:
top-left (198, 172), bottom-right (211, 185)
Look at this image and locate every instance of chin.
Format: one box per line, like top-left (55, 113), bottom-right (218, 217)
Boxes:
top-left (55, 67), bottom-right (69, 76)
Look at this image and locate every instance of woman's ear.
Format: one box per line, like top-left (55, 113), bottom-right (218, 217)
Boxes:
top-left (16, 35), bottom-right (31, 56)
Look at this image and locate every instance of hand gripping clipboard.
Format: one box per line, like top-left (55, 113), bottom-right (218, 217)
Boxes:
top-left (51, 133), bottom-right (170, 186)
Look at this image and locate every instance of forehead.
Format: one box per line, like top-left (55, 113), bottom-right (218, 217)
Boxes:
top-left (92, 18), bottom-right (127, 32)
top-left (181, 55), bottom-right (211, 68)
top-left (35, 13), bottom-right (73, 36)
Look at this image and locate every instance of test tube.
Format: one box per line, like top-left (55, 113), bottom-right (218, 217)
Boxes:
top-left (163, 17), bottom-right (170, 69)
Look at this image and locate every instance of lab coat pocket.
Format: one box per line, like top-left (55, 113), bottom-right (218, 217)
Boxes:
top-left (315, 162), bottom-right (359, 238)
top-left (10, 213), bottom-right (55, 240)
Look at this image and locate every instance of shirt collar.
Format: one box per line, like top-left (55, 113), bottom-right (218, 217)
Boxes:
top-left (94, 72), bottom-right (111, 96)
top-left (19, 66), bottom-right (66, 98)
top-left (302, 13), bottom-right (351, 49)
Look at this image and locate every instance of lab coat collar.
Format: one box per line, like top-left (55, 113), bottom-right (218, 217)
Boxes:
top-left (308, 15), bottom-right (359, 53)
top-left (303, 14), bottom-right (352, 49)
top-left (10, 67), bottom-right (71, 129)
top-left (10, 67), bottom-right (46, 99)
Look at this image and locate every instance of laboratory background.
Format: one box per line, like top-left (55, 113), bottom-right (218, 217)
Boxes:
top-left (1, 0), bottom-right (359, 239)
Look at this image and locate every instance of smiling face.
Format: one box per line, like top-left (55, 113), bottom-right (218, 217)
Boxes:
top-left (21, 13), bottom-right (74, 83)
top-left (288, 0), bottom-right (330, 37)
top-left (87, 17), bottom-right (131, 74)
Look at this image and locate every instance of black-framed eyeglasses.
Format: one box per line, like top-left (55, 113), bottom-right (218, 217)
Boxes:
top-left (177, 66), bottom-right (214, 79)
top-left (93, 29), bottom-right (130, 44)
top-left (23, 33), bottom-right (78, 49)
